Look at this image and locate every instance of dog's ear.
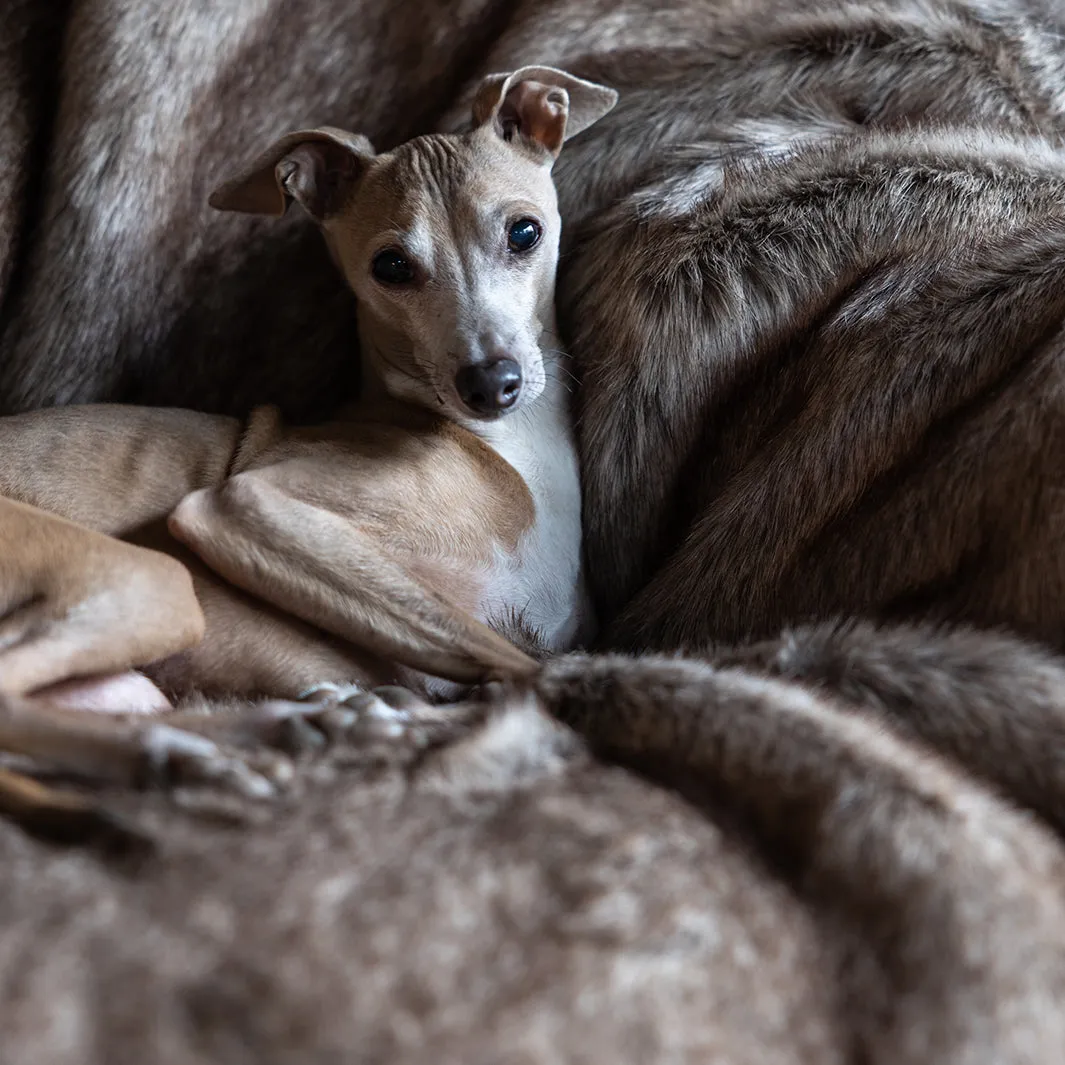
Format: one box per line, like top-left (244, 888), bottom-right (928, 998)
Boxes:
top-left (209, 127), bottom-right (375, 220)
top-left (472, 66), bottom-right (617, 158)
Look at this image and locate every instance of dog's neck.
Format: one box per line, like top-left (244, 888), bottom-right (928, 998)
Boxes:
top-left (359, 307), bottom-right (590, 652)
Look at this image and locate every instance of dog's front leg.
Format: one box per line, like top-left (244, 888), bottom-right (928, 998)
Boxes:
top-left (167, 475), bottom-right (538, 686)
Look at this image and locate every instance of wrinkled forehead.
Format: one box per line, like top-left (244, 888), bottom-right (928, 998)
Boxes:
top-left (344, 132), bottom-right (556, 247)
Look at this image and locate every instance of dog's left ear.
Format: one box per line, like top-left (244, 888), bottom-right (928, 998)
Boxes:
top-left (208, 127), bottom-right (375, 220)
top-left (472, 66), bottom-right (617, 159)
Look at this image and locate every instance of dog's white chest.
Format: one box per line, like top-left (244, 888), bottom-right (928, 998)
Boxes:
top-left (474, 397), bottom-right (591, 653)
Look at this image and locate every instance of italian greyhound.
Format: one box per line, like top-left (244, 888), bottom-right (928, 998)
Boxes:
top-left (0, 65), bottom-right (617, 836)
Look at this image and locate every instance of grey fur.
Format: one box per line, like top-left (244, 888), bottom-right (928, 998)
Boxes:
top-left (549, 1), bottom-right (1065, 647)
top-left (6, 0), bottom-right (1065, 1061)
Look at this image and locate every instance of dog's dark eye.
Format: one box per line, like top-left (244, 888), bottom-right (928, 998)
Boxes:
top-left (371, 248), bottom-right (415, 285)
top-left (507, 218), bottom-right (542, 253)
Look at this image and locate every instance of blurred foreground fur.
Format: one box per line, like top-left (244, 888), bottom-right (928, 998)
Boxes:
top-left (6, 0), bottom-right (1065, 1062)
top-left (7, 621), bottom-right (1065, 1063)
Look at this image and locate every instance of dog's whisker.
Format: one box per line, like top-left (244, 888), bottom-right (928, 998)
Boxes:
top-left (543, 357), bottom-right (578, 387)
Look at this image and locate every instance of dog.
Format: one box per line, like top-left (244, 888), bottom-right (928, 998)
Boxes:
top-left (0, 64), bottom-right (616, 832)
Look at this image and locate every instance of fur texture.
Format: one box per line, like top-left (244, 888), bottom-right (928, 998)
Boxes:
top-left (549, 0), bottom-right (1065, 648)
top-left (6, 0), bottom-right (1065, 1062)
top-left (9, 623), bottom-right (1065, 1062)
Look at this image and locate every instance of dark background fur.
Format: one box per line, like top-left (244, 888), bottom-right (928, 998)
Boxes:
top-left (5, 0), bottom-right (1065, 1061)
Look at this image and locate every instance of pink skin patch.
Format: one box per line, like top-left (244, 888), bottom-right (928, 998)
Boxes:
top-left (29, 671), bottom-right (173, 715)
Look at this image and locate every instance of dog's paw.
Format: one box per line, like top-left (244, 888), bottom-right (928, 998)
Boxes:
top-left (255, 685), bottom-right (426, 754)
top-left (137, 722), bottom-right (286, 798)
top-left (295, 681), bottom-right (365, 705)
top-left (217, 683), bottom-right (490, 759)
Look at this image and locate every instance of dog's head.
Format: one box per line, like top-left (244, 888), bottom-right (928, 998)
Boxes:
top-left (210, 66), bottom-right (617, 422)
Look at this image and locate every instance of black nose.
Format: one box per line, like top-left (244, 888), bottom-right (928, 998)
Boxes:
top-left (455, 358), bottom-right (523, 415)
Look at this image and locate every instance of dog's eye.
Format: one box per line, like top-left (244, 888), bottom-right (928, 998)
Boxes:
top-left (371, 249), bottom-right (415, 285)
top-left (507, 218), bottom-right (542, 253)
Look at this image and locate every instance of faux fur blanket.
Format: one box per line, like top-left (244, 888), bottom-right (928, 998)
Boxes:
top-left (5, 1), bottom-right (1065, 1062)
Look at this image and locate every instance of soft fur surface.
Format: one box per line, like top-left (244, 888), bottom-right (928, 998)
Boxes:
top-left (9, 624), bottom-right (1065, 1063)
top-left (7, 0), bottom-right (1065, 1061)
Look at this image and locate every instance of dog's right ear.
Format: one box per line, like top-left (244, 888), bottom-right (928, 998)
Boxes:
top-left (209, 128), bottom-right (375, 221)
top-left (472, 66), bottom-right (617, 159)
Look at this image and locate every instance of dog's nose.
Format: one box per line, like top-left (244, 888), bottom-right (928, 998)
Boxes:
top-left (455, 358), bottom-right (523, 415)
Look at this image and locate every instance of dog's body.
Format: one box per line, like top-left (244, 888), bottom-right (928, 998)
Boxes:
top-left (0, 401), bottom-right (531, 704)
top-left (0, 386), bottom-right (583, 705)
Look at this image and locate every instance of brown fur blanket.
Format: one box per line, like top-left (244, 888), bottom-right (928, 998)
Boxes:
top-left (5, 0), bottom-right (1065, 1061)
